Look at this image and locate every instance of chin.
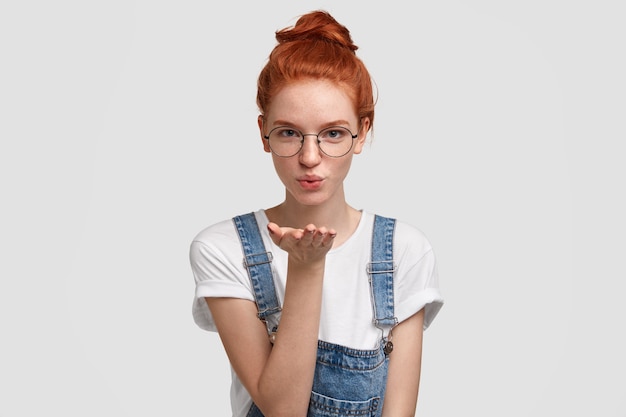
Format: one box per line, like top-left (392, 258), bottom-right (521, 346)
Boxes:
top-left (289, 191), bottom-right (330, 207)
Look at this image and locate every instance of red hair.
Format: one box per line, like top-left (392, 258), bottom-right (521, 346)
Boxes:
top-left (257, 10), bottom-right (375, 130)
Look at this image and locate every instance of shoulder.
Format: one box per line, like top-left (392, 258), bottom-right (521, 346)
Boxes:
top-left (191, 210), bottom-right (267, 246)
top-left (190, 216), bottom-right (239, 253)
top-left (394, 218), bottom-right (433, 258)
top-left (367, 212), bottom-right (434, 257)
top-left (190, 210), bottom-right (267, 263)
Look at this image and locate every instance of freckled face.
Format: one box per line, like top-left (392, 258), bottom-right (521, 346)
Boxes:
top-left (259, 79), bottom-right (369, 207)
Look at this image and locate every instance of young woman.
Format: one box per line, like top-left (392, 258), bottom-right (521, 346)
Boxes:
top-left (190, 10), bottom-right (444, 417)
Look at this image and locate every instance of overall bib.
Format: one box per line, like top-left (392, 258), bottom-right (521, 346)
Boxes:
top-left (233, 213), bottom-right (397, 417)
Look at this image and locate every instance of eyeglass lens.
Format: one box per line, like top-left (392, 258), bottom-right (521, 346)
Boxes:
top-left (267, 126), bottom-right (355, 157)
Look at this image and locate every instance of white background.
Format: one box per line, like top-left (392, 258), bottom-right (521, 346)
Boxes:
top-left (1, 1), bottom-right (625, 416)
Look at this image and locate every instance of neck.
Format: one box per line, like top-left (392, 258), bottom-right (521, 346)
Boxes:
top-left (265, 194), bottom-right (361, 245)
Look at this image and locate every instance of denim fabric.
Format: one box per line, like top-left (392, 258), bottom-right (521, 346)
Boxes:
top-left (234, 213), bottom-right (396, 417)
top-left (308, 340), bottom-right (388, 416)
top-left (245, 403), bottom-right (264, 417)
top-left (233, 214), bottom-right (282, 321)
top-left (368, 215), bottom-right (397, 332)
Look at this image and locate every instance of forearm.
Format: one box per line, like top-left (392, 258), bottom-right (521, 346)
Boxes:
top-left (256, 260), bottom-right (324, 416)
top-left (381, 309), bottom-right (424, 417)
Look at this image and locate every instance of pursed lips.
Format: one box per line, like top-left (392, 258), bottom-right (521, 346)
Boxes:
top-left (297, 175), bottom-right (324, 189)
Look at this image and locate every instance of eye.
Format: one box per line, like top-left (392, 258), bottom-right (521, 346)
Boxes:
top-left (320, 127), bottom-right (349, 142)
top-left (276, 128), bottom-right (301, 138)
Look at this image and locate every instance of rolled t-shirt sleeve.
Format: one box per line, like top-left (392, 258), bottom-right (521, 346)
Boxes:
top-left (189, 221), bottom-right (255, 332)
top-left (393, 223), bottom-right (444, 330)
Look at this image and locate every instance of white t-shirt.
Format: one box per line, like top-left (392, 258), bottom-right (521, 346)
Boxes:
top-left (190, 209), bottom-right (444, 415)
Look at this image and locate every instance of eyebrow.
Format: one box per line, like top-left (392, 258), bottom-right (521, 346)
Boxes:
top-left (272, 119), bottom-right (353, 129)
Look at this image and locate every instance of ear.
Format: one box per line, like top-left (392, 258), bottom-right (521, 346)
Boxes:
top-left (258, 115), bottom-right (271, 153)
top-left (352, 117), bottom-right (370, 155)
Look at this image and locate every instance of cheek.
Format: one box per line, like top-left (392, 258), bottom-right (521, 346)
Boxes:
top-left (339, 154), bottom-right (355, 169)
top-left (271, 157), bottom-right (293, 179)
top-left (330, 157), bottom-right (354, 181)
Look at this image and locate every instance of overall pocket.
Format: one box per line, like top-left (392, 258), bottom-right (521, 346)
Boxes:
top-left (308, 391), bottom-right (380, 417)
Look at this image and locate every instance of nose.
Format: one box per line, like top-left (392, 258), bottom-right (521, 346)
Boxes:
top-left (298, 135), bottom-right (322, 166)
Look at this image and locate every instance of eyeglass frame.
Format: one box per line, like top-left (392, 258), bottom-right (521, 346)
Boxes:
top-left (263, 125), bottom-right (359, 158)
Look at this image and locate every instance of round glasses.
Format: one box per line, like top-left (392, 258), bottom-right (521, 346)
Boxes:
top-left (264, 126), bottom-right (358, 158)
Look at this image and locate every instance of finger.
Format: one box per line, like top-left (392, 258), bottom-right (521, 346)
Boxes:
top-left (322, 229), bottom-right (337, 247)
top-left (300, 225), bottom-right (316, 245)
top-left (292, 229), bottom-right (305, 242)
top-left (278, 228), bottom-right (304, 249)
top-left (310, 227), bottom-right (329, 247)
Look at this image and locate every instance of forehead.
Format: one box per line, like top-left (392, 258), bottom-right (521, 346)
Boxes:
top-left (266, 79), bottom-right (357, 126)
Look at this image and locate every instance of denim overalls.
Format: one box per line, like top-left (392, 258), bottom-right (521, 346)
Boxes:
top-left (233, 212), bottom-right (397, 417)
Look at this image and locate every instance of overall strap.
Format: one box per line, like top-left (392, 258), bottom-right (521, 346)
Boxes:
top-left (233, 213), bottom-right (282, 322)
top-left (367, 215), bottom-right (398, 335)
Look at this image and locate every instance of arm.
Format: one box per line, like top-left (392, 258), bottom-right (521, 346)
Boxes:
top-left (207, 223), bottom-right (335, 417)
top-left (381, 308), bottom-right (425, 417)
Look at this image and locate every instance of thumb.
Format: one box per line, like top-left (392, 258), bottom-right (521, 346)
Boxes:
top-left (266, 222), bottom-right (283, 244)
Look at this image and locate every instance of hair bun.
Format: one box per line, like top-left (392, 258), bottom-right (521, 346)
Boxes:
top-left (276, 10), bottom-right (358, 52)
